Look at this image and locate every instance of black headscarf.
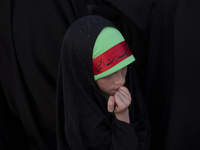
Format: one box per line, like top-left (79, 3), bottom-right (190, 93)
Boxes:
top-left (56, 15), bottom-right (150, 150)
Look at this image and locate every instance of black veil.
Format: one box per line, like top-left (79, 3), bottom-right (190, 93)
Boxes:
top-left (56, 15), bottom-right (150, 150)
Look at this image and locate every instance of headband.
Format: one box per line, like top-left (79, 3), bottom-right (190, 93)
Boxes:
top-left (93, 27), bottom-right (135, 80)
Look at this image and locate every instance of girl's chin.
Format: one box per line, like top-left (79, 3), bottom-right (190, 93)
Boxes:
top-left (110, 89), bottom-right (118, 96)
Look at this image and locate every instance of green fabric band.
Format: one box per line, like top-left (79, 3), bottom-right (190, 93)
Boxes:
top-left (93, 27), bottom-right (135, 80)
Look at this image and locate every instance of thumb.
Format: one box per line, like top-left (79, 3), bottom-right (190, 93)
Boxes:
top-left (107, 96), bottom-right (115, 113)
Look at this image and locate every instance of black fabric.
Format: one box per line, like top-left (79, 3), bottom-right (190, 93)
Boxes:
top-left (0, 82), bottom-right (29, 150)
top-left (145, 1), bottom-right (177, 149)
top-left (0, 0), bottom-right (88, 150)
top-left (56, 15), bottom-right (150, 150)
top-left (145, 0), bottom-right (200, 150)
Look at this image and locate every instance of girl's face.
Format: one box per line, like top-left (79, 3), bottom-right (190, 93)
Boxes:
top-left (96, 67), bottom-right (127, 96)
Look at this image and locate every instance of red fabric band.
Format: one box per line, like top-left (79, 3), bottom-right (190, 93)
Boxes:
top-left (93, 41), bottom-right (132, 75)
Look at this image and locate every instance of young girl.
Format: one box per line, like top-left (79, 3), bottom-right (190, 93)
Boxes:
top-left (56, 15), bottom-right (150, 150)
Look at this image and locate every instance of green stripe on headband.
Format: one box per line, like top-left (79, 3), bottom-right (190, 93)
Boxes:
top-left (93, 27), bottom-right (135, 81)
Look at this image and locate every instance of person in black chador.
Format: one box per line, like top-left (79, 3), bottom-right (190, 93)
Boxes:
top-left (56, 15), bottom-right (150, 150)
top-left (0, 0), bottom-right (89, 150)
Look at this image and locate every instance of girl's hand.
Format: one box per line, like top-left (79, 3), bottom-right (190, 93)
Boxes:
top-left (107, 86), bottom-right (132, 123)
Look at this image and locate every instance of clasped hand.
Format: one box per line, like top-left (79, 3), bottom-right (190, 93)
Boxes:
top-left (107, 86), bottom-right (132, 123)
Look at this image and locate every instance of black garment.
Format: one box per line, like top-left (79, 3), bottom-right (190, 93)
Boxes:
top-left (145, 0), bottom-right (200, 150)
top-left (0, 0), bottom-right (88, 150)
top-left (56, 15), bottom-right (150, 150)
top-left (0, 82), bottom-right (29, 150)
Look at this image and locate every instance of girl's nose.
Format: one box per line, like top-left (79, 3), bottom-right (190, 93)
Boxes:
top-left (114, 70), bottom-right (125, 85)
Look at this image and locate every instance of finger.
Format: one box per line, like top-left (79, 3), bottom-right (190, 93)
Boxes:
top-left (115, 92), bottom-right (131, 108)
top-left (117, 89), bottom-right (131, 102)
top-left (114, 93), bottom-right (127, 112)
top-left (119, 86), bottom-right (131, 96)
top-left (115, 91), bottom-right (126, 103)
top-left (107, 96), bottom-right (115, 113)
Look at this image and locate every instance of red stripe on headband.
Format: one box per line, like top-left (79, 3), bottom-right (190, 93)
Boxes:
top-left (93, 41), bottom-right (132, 75)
